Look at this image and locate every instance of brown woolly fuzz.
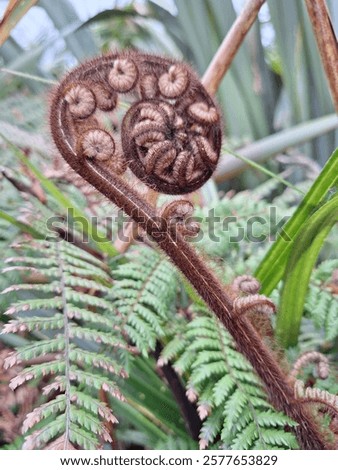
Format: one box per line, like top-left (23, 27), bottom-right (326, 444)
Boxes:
top-left (158, 64), bottom-right (189, 98)
top-left (104, 149), bottom-right (127, 175)
top-left (188, 101), bottom-right (219, 124)
top-left (79, 129), bottom-right (115, 161)
top-left (64, 84), bottom-right (96, 119)
top-left (232, 275), bottom-right (261, 295)
top-left (139, 74), bottom-right (159, 99)
top-left (159, 199), bottom-right (199, 237)
top-left (91, 83), bottom-right (117, 111)
top-left (108, 58), bottom-right (138, 93)
top-left (233, 294), bottom-right (276, 316)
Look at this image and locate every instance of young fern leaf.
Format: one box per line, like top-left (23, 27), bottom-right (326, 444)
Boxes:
top-left (160, 306), bottom-right (299, 450)
top-left (1, 240), bottom-right (127, 450)
top-left (110, 247), bottom-right (177, 356)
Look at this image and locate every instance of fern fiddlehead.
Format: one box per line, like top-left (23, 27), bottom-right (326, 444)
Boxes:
top-left (52, 51), bottom-right (221, 197)
top-left (49, 50), bottom-right (328, 449)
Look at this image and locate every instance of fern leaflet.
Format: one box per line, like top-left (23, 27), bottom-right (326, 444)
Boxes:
top-left (110, 247), bottom-right (177, 356)
top-left (1, 240), bottom-right (126, 449)
top-left (160, 306), bottom-right (299, 450)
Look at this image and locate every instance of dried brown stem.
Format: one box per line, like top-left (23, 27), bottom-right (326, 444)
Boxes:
top-left (305, 0), bottom-right (338, 112)
top-left (202, 0), bottom-right (266, 95)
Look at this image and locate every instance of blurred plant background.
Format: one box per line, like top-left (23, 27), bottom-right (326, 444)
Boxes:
top-left (0, 0), bottom-right (337, 451)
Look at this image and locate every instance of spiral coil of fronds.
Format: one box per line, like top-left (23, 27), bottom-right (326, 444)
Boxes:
top-left (51, 50), bottom-right (222, 197)
top-left (158, 200), bottom-right (200, 238)
top-left (290, 351), bottom-right (330, 382)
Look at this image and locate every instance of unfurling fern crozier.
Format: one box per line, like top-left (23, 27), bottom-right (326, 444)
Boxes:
top-left (51, 50), bottom-right (222, 198)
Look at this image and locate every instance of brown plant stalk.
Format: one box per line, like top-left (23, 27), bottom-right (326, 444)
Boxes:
top-left (202, 0), bottom-right (266, 95)
top-left (305, 0), bottom-right (338, 112)
top-left (49, 51), bottom-right (328, 449)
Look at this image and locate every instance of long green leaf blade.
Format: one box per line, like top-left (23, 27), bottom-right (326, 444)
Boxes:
top-left (0, 209), bottom-right (44, 239)
top-left (255, 147), bottom-right (338, 294)
top-left (276, 194), bottom-right (338, 346)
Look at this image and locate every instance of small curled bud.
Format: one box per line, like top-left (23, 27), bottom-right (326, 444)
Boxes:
top-left (160, 199), bottom-right (194, 221)
top-left (145, 141), bottom-right (176, 174)
top-left (108, 59), bottom-right (138, 93)
top-left (190, 136), bottom-right (218, 164)
top-left (132, 120), bottom-right (166, 149)
top-left (104, 149), bottom-right (127, 175)
top-left (172, 151), bottom-right (195, 188)
top-left (188, 102), bottom-right (218, 124)
top-left (232, 275), bottom-right (261, 295)
top-left (290, 351), bottom-right (330, 381)
top-left (159, 199), bottom-right (199, 237)
top-left (122, 95), bottom-right (220, 194)
top-left (92, 83), bottom-right (117, 111)
top-left (64, 84), bottom-right (96, 119)
top-left (295, 380), bottom-right (338, 416)
top-left (79, 129), bottom-right (115, 161)
top-left (139, 105), bottom-right (166, 123)
top-left (233, 294), bottom-right (276, 316)
top-left (130, 102), bottom-right (167, 149)
top-left (140, 74), bottom-right (159, 99)
top-left (158, 65), bottom-right (189, 98)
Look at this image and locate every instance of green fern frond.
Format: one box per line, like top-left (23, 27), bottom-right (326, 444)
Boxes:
top-left (1, 240), bottom-right (126, 449)
top-left (304, 260), bottom-right (338, 341)
top-left (111, 247), bottom-right (177, 355)
top-left (161, 306), bottom-right (298, 450)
